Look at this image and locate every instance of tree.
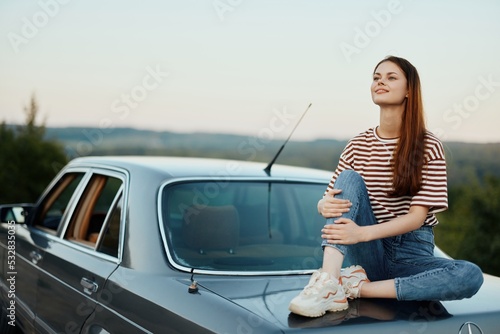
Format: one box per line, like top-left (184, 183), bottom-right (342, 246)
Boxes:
top-left (456, 175), bottom-right (500, 276)
top-left (435, 175), bottom-right (500, 276)
top-left (0, 94), bottom-right (68, 203)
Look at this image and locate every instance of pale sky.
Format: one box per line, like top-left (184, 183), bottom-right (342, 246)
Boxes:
top-left (1, 0), bottom-right (499, 142)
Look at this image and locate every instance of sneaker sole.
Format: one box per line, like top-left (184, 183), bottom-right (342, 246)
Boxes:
top-left (289, 298), bottom-right (349, 318)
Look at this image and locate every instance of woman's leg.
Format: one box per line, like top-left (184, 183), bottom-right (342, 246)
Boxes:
top-left (322, 246), bottom-right (344, 279)
top-left (289, 170), bottom-right (387, 316)
top-left (321, 170), bottom-right (387, 281)
top-left (358, 280), bottom-right (397, 298)
top-left (385, 226), bottom-right (484, 301)
top-left (320, 171), bottom-right (484, 301)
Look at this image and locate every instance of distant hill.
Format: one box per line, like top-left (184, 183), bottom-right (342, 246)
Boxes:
top-left (43, 126), bottom-right (347, 168)
top-left (43, 126), bottom-right (500, 186)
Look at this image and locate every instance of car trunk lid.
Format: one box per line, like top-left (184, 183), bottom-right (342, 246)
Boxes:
top-left (196, 273), bottom-right (500, 333)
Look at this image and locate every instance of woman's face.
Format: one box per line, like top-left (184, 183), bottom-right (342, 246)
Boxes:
top-left (371, 61), bottom-right (408, 108)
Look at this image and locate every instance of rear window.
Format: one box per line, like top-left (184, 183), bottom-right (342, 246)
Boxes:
top-left (160, 180), bottom-right (354, 273)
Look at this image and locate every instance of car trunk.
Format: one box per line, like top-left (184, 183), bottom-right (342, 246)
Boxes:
top-left (196, 273), bottom-right (500, 333)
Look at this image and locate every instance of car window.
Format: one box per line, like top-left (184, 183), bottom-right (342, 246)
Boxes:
top-left (161, 181), bottom-right (350, 273)
top-left (64, 174), bottom-right (123, 249)
top-left (97, 193), bottom-right (123, 258)
top-left (34, 172), bottom-right (85, 233)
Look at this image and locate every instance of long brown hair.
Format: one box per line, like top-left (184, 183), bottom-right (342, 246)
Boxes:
top-left (374, 56), bottom-right (426, 197)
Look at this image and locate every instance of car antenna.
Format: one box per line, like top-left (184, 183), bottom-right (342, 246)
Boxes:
top-left (188, 268), bottom-right (198, 293)
top-left (264, 103), bottom-right (312, 176)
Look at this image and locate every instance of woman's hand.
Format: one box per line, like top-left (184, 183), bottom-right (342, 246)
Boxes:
top-left (321, 218), bottom-right (366, 244)
top-left (317, 188), bottom-right (352, 218)
top-left (322, 205), bottom-right (430, 245)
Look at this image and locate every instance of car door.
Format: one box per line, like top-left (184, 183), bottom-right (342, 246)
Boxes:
top-left (32, 169), bottom-right (124, 334)
top-left (0, 171), bottom-right (88, 333)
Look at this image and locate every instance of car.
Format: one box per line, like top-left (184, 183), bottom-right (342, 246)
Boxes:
top-left (1, 155), bottom-right (499, 333)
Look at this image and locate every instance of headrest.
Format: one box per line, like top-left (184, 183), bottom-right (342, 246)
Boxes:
top-left (182, 205), bottom-right (239, 253)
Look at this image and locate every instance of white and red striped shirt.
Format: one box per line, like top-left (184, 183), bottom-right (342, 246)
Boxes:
top-left (326, 127), bottom-right (448, 226)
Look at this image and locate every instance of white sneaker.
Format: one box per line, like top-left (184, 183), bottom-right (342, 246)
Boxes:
top-left (341, 265), bottom-right (370, 299)
top-left (289, 271), bottom-right (349, 317)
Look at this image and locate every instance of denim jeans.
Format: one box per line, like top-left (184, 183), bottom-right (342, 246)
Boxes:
top-left (321, 170), bottom-right (483, 301)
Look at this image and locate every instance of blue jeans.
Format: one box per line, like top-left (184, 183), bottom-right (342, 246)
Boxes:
top-left (322, 170), bottom-right (483, 301)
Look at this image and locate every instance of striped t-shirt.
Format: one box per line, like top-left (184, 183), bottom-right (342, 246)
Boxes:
top-left (326, 127), bottom-right (448, 226)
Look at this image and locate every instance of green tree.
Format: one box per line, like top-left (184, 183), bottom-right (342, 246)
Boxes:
top-left (436, 175), bottom-right (500, 276)
top-left (0, 94), bottom-right (68, 203)
top-left (457, 175), bottom-right (500, 276)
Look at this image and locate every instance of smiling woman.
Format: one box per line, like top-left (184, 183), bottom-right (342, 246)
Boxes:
top-left (371, 62), bottom-right (408, 109)
top-left (288, 56), bottom-right (483, 318)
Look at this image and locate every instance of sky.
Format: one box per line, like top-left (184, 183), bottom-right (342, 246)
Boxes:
top-left (1, 0), bottom-right (499, 143)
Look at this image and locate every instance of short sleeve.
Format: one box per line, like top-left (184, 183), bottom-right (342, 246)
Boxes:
top-left (410, 137), bottom-right (448, 214)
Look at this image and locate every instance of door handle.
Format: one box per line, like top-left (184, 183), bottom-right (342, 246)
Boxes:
top-left (29, 251), bottom-right (43, 264)
top-left (80, 277), bottom-right (99, 295)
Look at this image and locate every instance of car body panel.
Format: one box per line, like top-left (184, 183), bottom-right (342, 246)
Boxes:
top-left (34, 234), bottom-right (119, 333)
top-left (197, 273), bottom-right (500, 333)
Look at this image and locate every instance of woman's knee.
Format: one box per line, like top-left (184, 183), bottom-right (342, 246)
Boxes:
top-left (455, 261), bottom-right (484, 299)
top-left (336, 170), bottom-right (362, 184)
top-left (465, 262), bottom-right (484, 297)
top-left (334, 170), bottom-right (366, 195)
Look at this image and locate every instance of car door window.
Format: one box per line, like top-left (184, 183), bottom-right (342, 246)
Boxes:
top-left (34, 172), bottom-right (85, 233)
top-left (97, 193), bottom-right (122, 258)
top-left (64, 174), bottom-right (123, 248)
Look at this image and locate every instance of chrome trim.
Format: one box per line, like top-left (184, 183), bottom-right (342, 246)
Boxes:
top-left (27, 180), bottom-right (129, 264)
top-left (33, 165), bottom-right (89, 205)
top-left (80, 277), bottom-right (99, 294)
top-left (48, 166), bottom-right (129, 263)
top-left (160, 175), bottom-right (328, 185)
top-left (157, 176), bottom-right (325, 276)
top-left (458, 322), bottom-right (484, 334)
top-left (58, 170), bottom-right (93, 238)
top-left (95, 186), bottom-right (124, 255)
top-left (84, 288), bottom-right (154, 334)
top-left (86, 166), bottom-right (130, 264)
top-left (29, 228), bottom-right (121, 264)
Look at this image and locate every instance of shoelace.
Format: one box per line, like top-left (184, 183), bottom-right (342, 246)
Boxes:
top-left (303, 273), bottom-right (331, 295)
top-left (344, 281), bottom-right (361, 298)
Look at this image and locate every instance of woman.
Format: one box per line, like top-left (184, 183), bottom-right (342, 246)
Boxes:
top-left (289, 56), bottom-right (483, 318)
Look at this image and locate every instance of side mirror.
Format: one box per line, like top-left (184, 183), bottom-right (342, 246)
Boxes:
top-left (0, 204), bottom-right (34, 224)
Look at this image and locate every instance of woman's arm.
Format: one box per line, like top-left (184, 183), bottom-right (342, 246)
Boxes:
top-left (321, 205), bottom-right (429, 244)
